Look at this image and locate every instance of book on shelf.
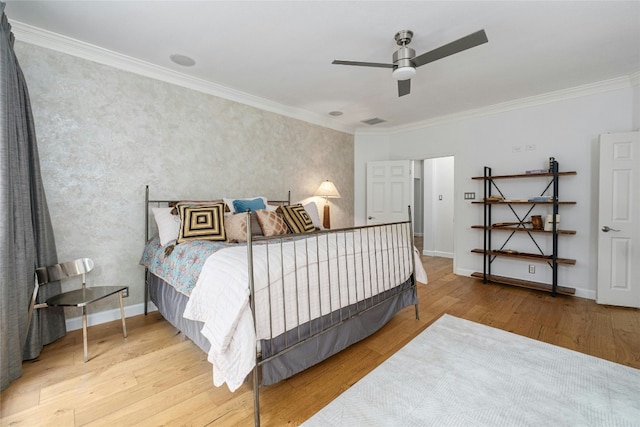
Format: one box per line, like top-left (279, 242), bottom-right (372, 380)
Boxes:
top-left (525, 169), bottom-right (550, 174)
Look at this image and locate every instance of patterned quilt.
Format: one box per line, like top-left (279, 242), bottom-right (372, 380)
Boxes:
top-left (140, 236), bottom-right (238, 296)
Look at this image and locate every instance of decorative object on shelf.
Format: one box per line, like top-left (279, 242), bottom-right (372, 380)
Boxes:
top-left (528, 196), bottom-right (553, 203)
top-left (470, 159), bottom-right (577, 296)
top-left (493, 221), bottom-right (529, 227)
top-left (531, 215), bottom-right (543, 230)
top-left (315, 180), bottom-right (341, 229)
top-left (544, 214), bottom-right (560, 231)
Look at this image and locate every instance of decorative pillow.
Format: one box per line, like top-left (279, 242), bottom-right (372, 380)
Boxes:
top-left (233, 197), bottom-right (266, 213)
top-left (255, 210), bottom-right (289, 237)
top-left (303, 202), bottom-right (324, 230)
top-left (152, 207), bottom-right (180, 246)
top-left (169, 199), bottom-right (229, 214)
top-left (177, 203), bottom-right (226, 243)
top-left (278, 204), bottom-right (315, 233)
top-left (225, 212), bottom-right (249, 243)
top-left (224, 197), bottom-right (268, 213)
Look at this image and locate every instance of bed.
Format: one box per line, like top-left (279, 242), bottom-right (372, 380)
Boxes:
top-left (140, 186), bottom-right (427, 426)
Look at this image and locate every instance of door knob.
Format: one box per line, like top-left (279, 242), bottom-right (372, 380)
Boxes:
top-left (368, 216), bottom-right (374, 220)
top-left (602, 226), bottom-right (620, 232)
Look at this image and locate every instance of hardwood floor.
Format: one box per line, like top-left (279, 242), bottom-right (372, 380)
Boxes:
top-left (2, 255), bottom-right (639, 426)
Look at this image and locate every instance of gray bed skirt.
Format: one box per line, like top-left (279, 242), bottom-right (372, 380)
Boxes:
top-left (147, 273), bottom-right (417, 386)
top-left (148, 274), bottom-right (211, 353)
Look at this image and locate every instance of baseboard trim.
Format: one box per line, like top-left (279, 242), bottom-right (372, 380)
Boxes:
top-left (422, 250), bottom-right (453, 258)
top-left (65, 302), bottom-right (157, 331)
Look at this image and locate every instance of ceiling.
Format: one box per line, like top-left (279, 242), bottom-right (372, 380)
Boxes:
top-left (4, 1), bottom-right (640, 133)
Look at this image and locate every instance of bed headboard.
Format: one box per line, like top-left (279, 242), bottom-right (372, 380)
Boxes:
top-left (144, 185), bottom-right (291, 243)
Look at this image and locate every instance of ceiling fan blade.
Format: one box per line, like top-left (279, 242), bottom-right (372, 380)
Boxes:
top-left (332, 60), bottom-right (394, 69)
top-left (413, 29), bottom-right (488, 68)
top-left (398, 79), bottom-right (411, 97)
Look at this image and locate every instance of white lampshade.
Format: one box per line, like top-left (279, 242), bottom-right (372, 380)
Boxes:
top-left (315, 180), bottom-right (341, 198)
top-left (392, 66), bottom-right (416, 81)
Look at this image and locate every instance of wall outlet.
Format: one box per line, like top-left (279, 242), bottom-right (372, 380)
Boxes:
top-left (122, 287), bottom-right (129, 298)
top-left (528, 265), bottom-right (535, 274)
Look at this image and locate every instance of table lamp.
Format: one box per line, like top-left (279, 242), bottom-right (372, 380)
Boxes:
top-left (315, 180), bottom-right (341, 229)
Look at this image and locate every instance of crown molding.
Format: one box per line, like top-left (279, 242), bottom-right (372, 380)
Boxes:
top-left (9, 20), bottom-right (356, 135)
top-left (356, 74), bottom-right (638, 136)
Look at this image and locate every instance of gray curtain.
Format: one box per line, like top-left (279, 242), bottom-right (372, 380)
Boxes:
top-left (1, 3), bottom-right (66, 391)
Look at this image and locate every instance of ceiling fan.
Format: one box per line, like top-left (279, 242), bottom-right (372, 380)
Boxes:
top-left (332, 29), bottom-right (488, 97)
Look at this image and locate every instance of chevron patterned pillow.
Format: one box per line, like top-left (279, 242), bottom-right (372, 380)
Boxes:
top-left (278, 204), bottom-right (315, 233)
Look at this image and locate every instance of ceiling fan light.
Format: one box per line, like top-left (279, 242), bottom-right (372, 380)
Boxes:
top-left (392, 66), bottom-right (416, 81)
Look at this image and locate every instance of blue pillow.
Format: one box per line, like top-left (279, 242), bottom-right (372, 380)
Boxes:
top-left (233, 198), bottom-right (266, 213)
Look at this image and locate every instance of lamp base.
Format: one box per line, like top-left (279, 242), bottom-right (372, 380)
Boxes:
top-left (323, 204), bottom-right (331, 229)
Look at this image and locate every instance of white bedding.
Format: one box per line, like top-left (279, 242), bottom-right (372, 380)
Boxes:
top-left (183, 228), bottom-right (427, 391)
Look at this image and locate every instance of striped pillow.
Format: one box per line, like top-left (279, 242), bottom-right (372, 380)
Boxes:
top-left (278, 204), bottom-right (315, 233)
top-left (177, 203), bottom-right (227, 243)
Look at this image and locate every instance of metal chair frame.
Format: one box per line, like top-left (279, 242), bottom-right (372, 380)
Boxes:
top-left (27, 258), bottom-right (128, 362)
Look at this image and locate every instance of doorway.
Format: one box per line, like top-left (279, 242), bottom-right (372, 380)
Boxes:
top-left (422, 156), bottom-right (455, 258)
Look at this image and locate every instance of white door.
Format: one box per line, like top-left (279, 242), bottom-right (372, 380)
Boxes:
top-left (366, 160), bottom-right (414, 225)
top-left (597, 132), bottom-right (639, 308)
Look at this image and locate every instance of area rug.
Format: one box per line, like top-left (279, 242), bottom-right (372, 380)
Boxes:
top-left (302, 314), bottom-right (640, 426)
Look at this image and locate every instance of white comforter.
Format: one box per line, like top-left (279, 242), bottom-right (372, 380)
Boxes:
top-left (183, 229), bottom-right (427, 391)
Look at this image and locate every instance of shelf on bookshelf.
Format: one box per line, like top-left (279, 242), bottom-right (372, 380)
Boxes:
top-left (471, 249), bottom-right (576, 265)
top-left (470, 272), bottom-right (576, 295)
top-left (471, 171), bottom-right (577, 180)
top-left (470, 225), bottom-right (576, 235)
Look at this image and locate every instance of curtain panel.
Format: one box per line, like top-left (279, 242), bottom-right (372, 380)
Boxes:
top-left (1, 3), bottom-right (65, 391)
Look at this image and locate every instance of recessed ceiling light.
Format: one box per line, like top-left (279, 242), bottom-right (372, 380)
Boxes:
top-left (361, 117), bottom-right (386, 125)
top-left (328, 111), bottom-right (343, 116)
top-left (170, 54), bottom-right (196, 67)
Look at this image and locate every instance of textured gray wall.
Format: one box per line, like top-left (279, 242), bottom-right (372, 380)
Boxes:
top-left (15, 41), bottom-right (354, 313)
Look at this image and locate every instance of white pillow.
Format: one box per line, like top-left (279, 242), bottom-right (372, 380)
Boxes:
top-left (223, 196), bottom-right (268, 213)
top-left (152, 207), bottom-right (180, 246)
top-left (303, 202), bottom-right (324, 230)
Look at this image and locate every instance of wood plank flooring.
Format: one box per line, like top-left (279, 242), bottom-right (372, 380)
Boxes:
top-left (2, 255), bottom-right (639, 426)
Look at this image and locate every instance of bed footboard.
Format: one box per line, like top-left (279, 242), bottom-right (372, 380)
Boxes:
top-left (247, 211), bottom-right (418, 426)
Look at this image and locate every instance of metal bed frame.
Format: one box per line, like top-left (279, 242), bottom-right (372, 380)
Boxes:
top-left (143, 185), bottom-right (419, 426)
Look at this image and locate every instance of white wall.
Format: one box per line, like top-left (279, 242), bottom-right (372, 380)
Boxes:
top-left (355, 83), bottom-right (638, 299)
top-left (634, 82), bottom-right (640, 130)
